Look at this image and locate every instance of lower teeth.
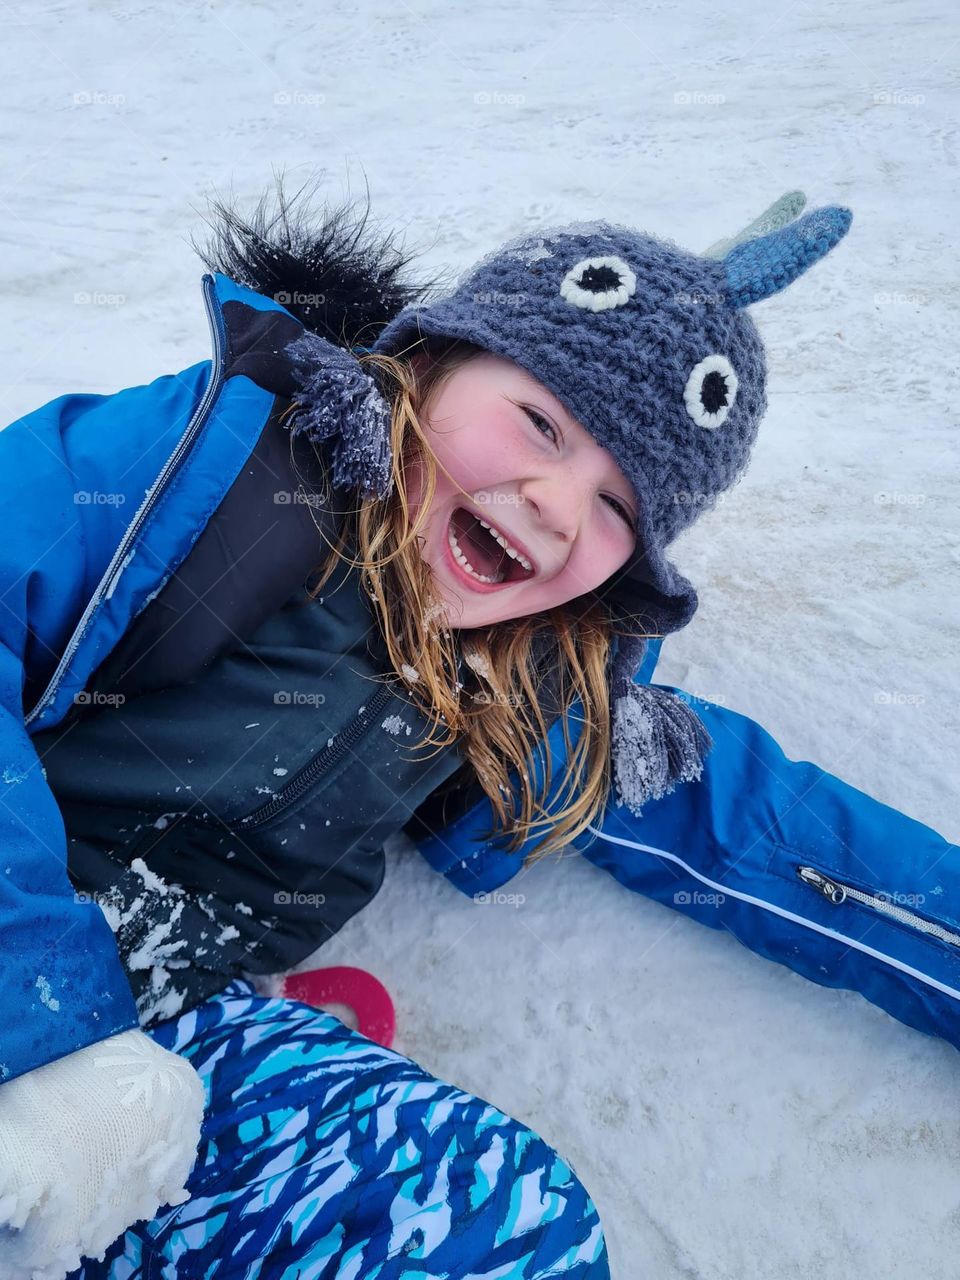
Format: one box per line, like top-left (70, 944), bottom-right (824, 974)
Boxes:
top-left (448, 525), bottom-right (504, 584)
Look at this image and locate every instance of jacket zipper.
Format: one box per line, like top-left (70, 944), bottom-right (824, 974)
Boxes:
top-left (24, 274), bottom-right (228, 728)
top-left (233, 683), bottom-right (395, 831)
top-left (797, 865), bottom-right (960, 949)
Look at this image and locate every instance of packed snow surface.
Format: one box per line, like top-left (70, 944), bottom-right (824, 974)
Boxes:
top-left (1, 1), bottom-right (958, 1273)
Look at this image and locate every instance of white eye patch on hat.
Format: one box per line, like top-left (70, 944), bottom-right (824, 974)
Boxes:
top-left (560, 255), bottom-right (637, 312)
top-left (684, 354), bottom-right (738, 429)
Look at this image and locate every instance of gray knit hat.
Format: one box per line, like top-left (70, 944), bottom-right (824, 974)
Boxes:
top-left (283, 190), bottom-right (853, 816)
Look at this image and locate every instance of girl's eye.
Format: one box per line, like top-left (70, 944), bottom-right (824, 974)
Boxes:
top-left (603, 494), bottom-right (636, 528)
top-left (523, 405), bottom-right (635, 529)
top-left (523, 405), bottom-right (558, 444)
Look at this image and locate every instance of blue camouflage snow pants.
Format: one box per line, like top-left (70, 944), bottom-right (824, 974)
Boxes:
top-left (70, 980), bottom-right (609, 1279)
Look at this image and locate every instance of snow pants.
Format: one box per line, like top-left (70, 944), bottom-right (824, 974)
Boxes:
top-left (69, 980), bottom-right (609, 1279)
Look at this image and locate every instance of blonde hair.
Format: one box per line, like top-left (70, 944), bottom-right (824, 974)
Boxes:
top-left (283, 337), bottom-right (650, 864)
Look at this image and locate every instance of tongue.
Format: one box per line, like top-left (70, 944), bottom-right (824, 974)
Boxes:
top-left (452, 508), bottom-right (507, 578)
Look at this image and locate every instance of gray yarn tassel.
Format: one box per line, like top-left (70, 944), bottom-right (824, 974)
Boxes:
top-left (610, 634), bottom-right (714, 816)
top-left (284, 330), bottom-right (394, 501)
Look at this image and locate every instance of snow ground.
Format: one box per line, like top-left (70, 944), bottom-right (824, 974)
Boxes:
top-left (1, 1), bottom-right (958, 1274)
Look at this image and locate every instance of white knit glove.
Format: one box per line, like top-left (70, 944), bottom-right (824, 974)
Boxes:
top-left (0, 1028), bottom-right (205, 1280)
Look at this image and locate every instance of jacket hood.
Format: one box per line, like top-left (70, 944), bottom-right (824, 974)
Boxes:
top-left (191, 173), bottom-right (441, 350)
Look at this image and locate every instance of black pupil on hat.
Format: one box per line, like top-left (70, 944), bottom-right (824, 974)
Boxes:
top-left (701, 371), bottom-right (729, 414)
top-left (577, 264), bottom-right (622, 292)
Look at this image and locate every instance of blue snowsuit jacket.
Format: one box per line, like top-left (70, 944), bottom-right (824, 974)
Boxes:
top-left (1, 273), bottom-right (958, 1083)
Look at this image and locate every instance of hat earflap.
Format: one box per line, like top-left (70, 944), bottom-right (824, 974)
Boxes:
top-left (611, 682), bottom-right (714, 817)
top-left (284, 329), bottom-right (394, 501)
top-left (609, 633), bottom-right (714, 816)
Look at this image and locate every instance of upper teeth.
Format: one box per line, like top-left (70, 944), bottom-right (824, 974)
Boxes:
top-left (476, 518), bottom-right (534, 571)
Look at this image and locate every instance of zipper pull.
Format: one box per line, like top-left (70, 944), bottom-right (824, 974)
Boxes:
top-left (797, 865), bottom-right (847, 905)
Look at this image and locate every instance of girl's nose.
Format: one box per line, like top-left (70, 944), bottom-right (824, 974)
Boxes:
top-left (519, 469), bottom-right (587, 545)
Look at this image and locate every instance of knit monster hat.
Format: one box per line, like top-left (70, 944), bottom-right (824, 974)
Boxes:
top-left (282, 191), bottom-right (853, 816)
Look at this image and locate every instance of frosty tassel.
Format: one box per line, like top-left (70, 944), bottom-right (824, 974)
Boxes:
top-left (608, 631), bottom-right (714, 816)
top-left (283, 329), bottom-right (394, 501)
top-left (611, 682), bottom-right (714, 816)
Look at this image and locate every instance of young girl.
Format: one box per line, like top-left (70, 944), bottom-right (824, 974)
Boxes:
top-left (1, 180), bottom-right (955, 1277)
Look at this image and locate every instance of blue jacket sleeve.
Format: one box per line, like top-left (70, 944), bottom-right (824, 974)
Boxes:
top-left (0, 369), bottom-right (210, 1081)
top-left (578, 676), bottom-right (960, 1052)
top-left (416, 635), bottom-right (960, 1050)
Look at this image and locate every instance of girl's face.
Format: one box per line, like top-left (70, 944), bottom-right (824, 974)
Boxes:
top-left (406, 351), bottom-right (639, 630)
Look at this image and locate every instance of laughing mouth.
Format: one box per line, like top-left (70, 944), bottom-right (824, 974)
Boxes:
top-left (446, 507), bottom-right (537, 585)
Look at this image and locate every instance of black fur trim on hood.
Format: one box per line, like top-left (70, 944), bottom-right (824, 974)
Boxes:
top-left (189, 169), bottom-right (445, 350)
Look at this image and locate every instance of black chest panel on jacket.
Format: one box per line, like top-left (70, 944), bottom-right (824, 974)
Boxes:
top-left (31, 394), bottom-right (466, 1024)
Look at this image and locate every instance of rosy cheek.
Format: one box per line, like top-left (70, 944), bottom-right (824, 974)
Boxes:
top-left (481, 407), bottom-right (523, 450)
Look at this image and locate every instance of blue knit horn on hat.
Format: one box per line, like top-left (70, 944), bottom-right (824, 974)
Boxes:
top-left (284, 193), bottom-right (854, 817)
